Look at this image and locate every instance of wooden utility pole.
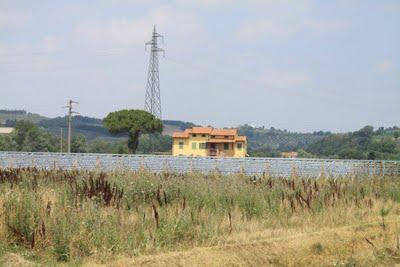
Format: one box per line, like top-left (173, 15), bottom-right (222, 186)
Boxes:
top-left (60, 128), bottom-right (63, 152)
top-left (63, 100), bottom-right (79, 153)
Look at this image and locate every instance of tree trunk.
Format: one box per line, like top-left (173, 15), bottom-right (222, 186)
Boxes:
top-left (128, 131), bottom-right (140, 154)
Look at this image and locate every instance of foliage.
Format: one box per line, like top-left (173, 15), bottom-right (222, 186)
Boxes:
top-left (238, 124), bottom-right (329, 156)
top-left (248, 144), bottom-right (281, 157)
top-left (87, 139), bottom-right (129, 154)
top-left (0, 135), bottom-right (16, 151)
top-left (306, 126), bottom-right (400, 160)
top-left (0, 168), bottom-right (399, 264)
top-left (104, 109), bottom-right (163, 154)
top-left (137, 133), bottom-right (172, 154)
top-left (38, 115), bottom-right (112, 140)
top-left (0, 121), bottom-right (58, 152)
top-left (71, 135), bottom-right (87, 153)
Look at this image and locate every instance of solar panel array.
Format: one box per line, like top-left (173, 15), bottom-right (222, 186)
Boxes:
top-left (0, 152), bottom-right (399, 177)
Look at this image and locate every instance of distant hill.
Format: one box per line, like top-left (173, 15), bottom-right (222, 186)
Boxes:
top-left (38, 116), bottom-right (115, 140)
top-left (306, 126), bottom-right (400, 160)
top-left (162, 120), bottom-right (196, 136)
top-left (0, 110), bottom-right (46, 125)
top-left (39, 116), bottom-right (194, 140)
top-left (0, 110), bottom-right (196, 140)
top-left (238, 125), bottom-right (330, 156)
top-left (38, 116), bottom-right (195, 140)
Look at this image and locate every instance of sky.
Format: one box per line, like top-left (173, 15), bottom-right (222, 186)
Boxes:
top-left (0, 0), bottom-right (399, 132)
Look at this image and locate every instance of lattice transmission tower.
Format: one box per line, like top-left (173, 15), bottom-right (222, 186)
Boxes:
top-left (144, 25), bottom-right (164, 119)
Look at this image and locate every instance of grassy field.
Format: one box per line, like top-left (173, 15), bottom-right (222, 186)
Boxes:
top-left (0, 168), bottom-right (400, 266)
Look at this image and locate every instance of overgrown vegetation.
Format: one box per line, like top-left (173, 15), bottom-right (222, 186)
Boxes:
top-left (0, 168), bottom-right (399, 265)
top-left (0, 120), bottom-right (171, 154)
top-left (241, 125), bottom-right (400, 159)
top-left (307, 126), bottom-right (400, 160)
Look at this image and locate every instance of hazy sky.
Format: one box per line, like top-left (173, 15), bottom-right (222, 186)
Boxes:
top-left (1, 0), bottom-right (399, 132)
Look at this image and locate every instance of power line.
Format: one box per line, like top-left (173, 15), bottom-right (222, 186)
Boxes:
top-left (0, 42), bottom-right (335, 104)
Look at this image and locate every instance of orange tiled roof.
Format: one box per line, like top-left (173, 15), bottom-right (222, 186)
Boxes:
top-left (191, 127), bottom-right (213, 134)
top-left (172, 127), bottom-right (246, 141)
top-left (172, 132), bottom-right (189, 138)
top-left (172, 128), bottom-right (190, 138)
top-left (208, 139), bottom-right (236, 143)
top-left (211, 129), bottom-right (237, 136)
top-left (235, 136), bottom-right (247, 142)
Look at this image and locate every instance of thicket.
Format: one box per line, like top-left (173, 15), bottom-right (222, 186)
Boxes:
top-left (307, 126), bottom-right (400, 160)
top-left (0, 168), bottom-right (399, 264)
top-left (0, 120), bottom-right (172, 154)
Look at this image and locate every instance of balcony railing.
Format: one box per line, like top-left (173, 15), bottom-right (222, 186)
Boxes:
top-left (209, 149), bottom-right (217, 157)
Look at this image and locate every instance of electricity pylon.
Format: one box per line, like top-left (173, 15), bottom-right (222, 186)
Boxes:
top-left (144, 25), bottom-right (164, 120)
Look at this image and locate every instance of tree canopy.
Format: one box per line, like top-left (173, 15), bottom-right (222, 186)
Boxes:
top-left (103, 109), bottom-right (163, 153)
top-left (0, 120), bottom-right (58, 152)
top-left (306, 126), bottom-right (400, 160)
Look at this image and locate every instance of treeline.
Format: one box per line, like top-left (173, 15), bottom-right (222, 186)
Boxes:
top-left (239, 125), bottom-right (329, 157)
top-left (38, 116), bottom-right (112, 139)
top-left (1, 112), bottom-right (399, 160)
top-left (0, 110), bottom-right (26, 115)
top-left (241, 125), bottom-right (400, 160)
top-left (0, 121), bottom-right (58, 152)
top-left (0, 120), bottom-right (172, 154)
top-left (306, 126), bottom-right (400, 160)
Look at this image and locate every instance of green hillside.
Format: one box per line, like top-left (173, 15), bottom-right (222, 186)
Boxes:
top-left (306, 126), bottom-right (400, 160)
top-left (0, 110), bottom-right (46, 124)
top-left (37, 116), bottom-right (195, 140)
top-left (1, 110), bottom-right (399, 159)
top-left (38, 116), bottom-right (116, 140)
top-left (238, 125), bottom-right (330, 157)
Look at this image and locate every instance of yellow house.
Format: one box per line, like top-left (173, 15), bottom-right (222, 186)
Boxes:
top-left (172, 127), bottom-right (247, 157)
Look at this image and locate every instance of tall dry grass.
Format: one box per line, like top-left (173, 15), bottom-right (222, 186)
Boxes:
top-left (0, 167), bottom-right (399, 265)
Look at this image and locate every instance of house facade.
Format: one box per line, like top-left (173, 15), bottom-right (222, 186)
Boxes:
top-left (172, 127), bottom-right (247, 157)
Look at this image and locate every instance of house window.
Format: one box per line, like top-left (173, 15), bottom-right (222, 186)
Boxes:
top-left (192, 142), bottom-right (197, 149)
top-left (237, 143), bottom-right (243, 150)
top-left (224, 143), bottom-right (229, 150)
top-left (211, 135), bottom-right (215, 138)
top-left (192, 134), bottom-right (197, 137)
top-left (199, 143), bottom-right (206, 149)
top-left (202, 134), bottom-right (206, 137)
top-left (179, 142), bottom-right (184, 149)
top-left (224, 136), bottom-right (229, 139)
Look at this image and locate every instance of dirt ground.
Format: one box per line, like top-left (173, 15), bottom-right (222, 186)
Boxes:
top-left (2, 219), bottom-right (400, 267)
top-left (91, 219), bottom-right (400, 267)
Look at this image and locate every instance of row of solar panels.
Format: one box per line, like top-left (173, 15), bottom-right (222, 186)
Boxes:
top-left (0, 152), bottom-right (399, 177)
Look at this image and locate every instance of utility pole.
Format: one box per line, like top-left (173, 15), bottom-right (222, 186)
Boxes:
top-left (63, 100), bottom-right (79, 153)
top-left (144, 25), bottom-right (164, 119)
top-left (60, 128), bottom-right (63, 153)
